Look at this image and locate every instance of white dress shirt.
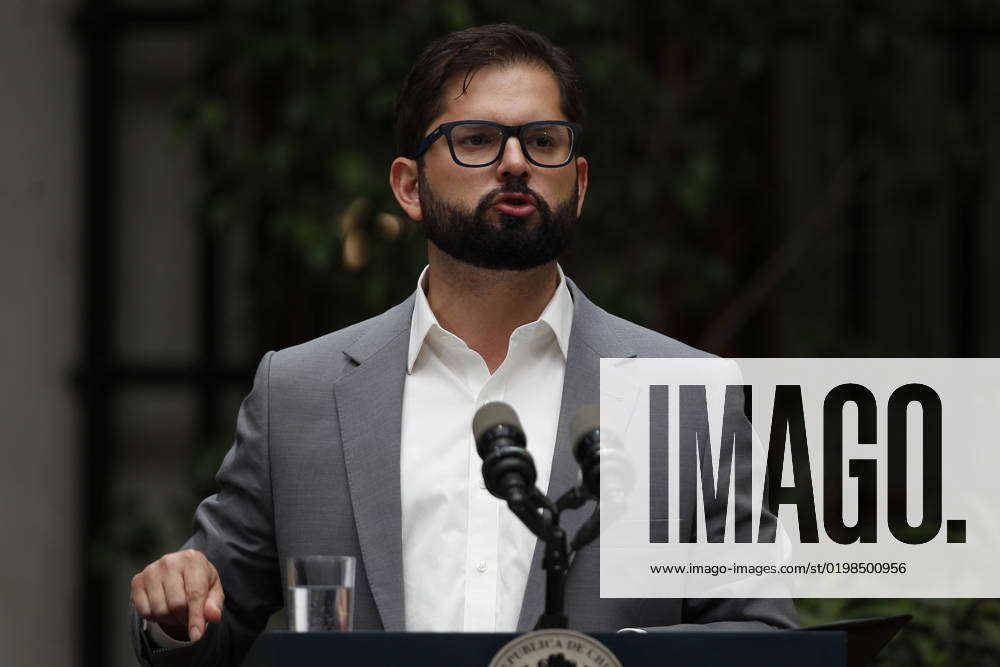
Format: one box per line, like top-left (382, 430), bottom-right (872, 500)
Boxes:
top-left (148, 265), bottom-right (573, 646)
top-left (400, 265), bottom-right (573, 632)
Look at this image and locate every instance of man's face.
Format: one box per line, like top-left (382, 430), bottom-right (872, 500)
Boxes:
top-left (413, 63), bottom-right (588, 270)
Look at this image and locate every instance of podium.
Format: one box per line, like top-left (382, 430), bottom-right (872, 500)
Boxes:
top-left (250, 630), bottom-right (846, 666)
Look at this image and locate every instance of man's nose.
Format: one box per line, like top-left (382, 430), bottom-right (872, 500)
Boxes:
top-left (495, 136), bottom-right (530, 181)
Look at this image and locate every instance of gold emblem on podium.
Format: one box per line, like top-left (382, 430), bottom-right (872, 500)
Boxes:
top-left (487, 629), bottom-right (622, 667)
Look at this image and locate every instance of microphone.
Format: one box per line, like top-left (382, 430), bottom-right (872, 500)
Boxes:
top-left (473, 401), bottom-right (537, 502)
top-left (570, 405), bottom-right (601, 498)
top-left (568, 405), bottom-right (635, 551)
top-left (570, 404), bottom-right (634, 501)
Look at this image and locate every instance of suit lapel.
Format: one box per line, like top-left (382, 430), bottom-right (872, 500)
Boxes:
top-left (333, 298), bottom-right (413, 632)
top-left (517, 280), bottom-right (635, 630)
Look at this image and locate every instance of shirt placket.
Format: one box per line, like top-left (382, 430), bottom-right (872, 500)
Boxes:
top-left (461, 349), bottom-right (510, 631)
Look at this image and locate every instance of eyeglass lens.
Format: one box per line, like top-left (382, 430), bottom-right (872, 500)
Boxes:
top-left (449, 123), bottom-right (574, 166)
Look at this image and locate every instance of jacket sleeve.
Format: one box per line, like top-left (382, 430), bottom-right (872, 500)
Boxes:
top-left (130, 351), bottom-right (284, 666)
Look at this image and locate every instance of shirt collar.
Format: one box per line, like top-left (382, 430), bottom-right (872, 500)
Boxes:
top-left (406, 264), bottom-right (574, 373)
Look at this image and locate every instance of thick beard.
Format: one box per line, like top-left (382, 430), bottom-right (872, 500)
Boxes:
top-left (417, 169), bottom-right (578, 271)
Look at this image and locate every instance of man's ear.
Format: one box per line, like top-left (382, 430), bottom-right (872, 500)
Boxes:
top-left (575, 156), bottom-right (589, 219)
top-left (390, 157), bottom-right (423, 221)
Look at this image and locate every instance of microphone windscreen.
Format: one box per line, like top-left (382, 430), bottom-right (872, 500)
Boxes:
top-left (472, 401), bottom-right (521, 442)
top-left (570, 404), bottom-right (600, 449)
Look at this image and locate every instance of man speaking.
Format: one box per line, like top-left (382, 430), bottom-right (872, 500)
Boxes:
top-left (128, 23), bottom-right (797, 665)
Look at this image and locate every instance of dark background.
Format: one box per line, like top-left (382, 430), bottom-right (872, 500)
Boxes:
top-left (4, 1), bottom-right (998, 665)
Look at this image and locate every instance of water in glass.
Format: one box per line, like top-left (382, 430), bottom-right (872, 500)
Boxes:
top-left (289, 584), bottom-right (354, 631)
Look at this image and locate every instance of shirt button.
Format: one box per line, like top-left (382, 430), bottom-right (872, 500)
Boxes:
top-left (478, 479), bottom-right (486, 490)
top-left (476, 560), bottom-right (488, 573)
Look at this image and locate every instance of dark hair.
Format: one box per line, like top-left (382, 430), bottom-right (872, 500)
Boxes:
top-left (394, 23), bottom-right (584, 158)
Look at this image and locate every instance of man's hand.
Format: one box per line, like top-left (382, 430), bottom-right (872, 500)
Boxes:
top-left (130, 549), bottom-right (225, 643)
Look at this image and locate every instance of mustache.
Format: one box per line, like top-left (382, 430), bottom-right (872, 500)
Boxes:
top-left (477, 178), bottom-right (548, 214)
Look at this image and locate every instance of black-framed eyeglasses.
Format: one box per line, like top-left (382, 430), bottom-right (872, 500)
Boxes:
top-left (411, 120), bottom-right (582, 168)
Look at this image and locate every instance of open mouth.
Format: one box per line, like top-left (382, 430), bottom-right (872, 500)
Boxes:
top-left (492, 193), bottom-right (537, 217)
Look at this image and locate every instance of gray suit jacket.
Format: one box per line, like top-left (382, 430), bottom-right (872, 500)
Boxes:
top-left (131, 278), bottom-right (797, 666)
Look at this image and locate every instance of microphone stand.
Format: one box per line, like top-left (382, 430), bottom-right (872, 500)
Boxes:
top-left (504, 485), bottom-right (598, 629)
top-left (538, 524), bottom-right (569, 629)
top-left (475, 404), bottom-right (613, 631)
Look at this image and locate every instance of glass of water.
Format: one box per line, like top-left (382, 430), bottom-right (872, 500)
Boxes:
top-left (287, 555), bottom-right (356, 632)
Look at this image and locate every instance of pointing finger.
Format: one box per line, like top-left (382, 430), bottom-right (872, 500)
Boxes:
top-left (205, 576), bottom-right (225, 623)
top-left (183, 568), bottom-right (209, 642)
